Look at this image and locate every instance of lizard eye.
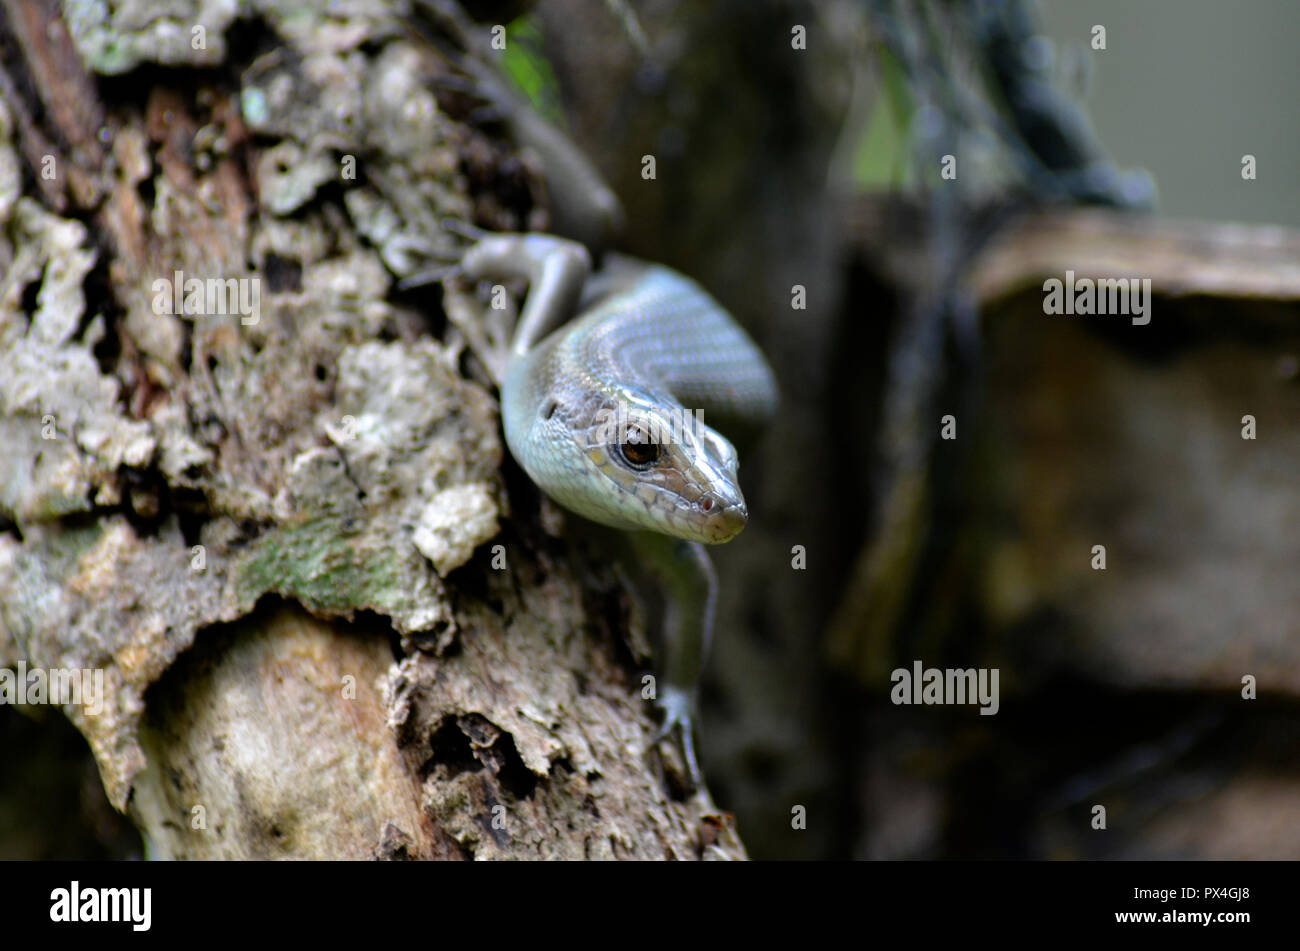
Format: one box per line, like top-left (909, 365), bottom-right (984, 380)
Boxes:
top-left (616, 423), bottom-right (660, 469)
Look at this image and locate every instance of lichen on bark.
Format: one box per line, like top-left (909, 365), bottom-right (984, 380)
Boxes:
top-left (0, 0), bottom-right (744, 859)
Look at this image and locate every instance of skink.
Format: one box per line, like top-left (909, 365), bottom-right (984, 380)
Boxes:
top-left (459, 232), bottom-right (778, 783)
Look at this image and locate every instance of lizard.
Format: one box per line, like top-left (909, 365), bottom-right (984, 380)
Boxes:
top-left (411, 231), bottom-right (778, 785)
top-left (405, 0), bottom-right (777, 786)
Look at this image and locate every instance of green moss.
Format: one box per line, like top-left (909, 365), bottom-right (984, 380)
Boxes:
top-left (41, 519), bottom-right (109, 571)
top-left (235, 518), bottom-right (410, 615)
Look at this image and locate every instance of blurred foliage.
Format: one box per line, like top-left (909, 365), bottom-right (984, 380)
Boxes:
top-left (853, 49), bottom-right (915, 190)
top-left (502, 15), bottom-right (564, 123)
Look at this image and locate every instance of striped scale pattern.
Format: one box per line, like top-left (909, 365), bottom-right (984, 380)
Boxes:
top-left (502, 259), bottom-right (777, 544)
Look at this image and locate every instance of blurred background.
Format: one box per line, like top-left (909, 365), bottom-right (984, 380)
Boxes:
top-left (2, 0), bottom-right (1297, 859)
top-left (503, 0), bottom-right (1300, 860)
top-left (1037, 0), bottom-right (1298, 228)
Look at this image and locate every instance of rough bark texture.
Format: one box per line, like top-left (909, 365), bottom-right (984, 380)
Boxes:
top-left (0, 0), bottom-right (744, 859)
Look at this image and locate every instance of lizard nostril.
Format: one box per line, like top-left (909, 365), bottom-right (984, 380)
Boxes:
top-left (700, 498), bottom-right (713, 511)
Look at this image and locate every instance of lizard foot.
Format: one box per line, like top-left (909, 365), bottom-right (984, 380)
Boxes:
top-left (653, 686), bottom-right (703, 789)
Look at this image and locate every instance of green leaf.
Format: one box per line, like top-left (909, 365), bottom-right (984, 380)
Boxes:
top-left (501, 16), bottom-right (564, 124)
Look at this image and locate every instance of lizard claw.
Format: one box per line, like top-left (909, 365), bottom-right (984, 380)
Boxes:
top-left (439, 217), bottom-right (488, 241)
top-left (653, 686), bottom-right (703, 788)
top-left (397, 262), bottom-right (463, 290)
top-left (396, 219), bottom-right (488, 289)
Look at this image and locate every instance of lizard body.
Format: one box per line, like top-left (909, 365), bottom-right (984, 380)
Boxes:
top-left (460, 233), bottom-right (777, 782)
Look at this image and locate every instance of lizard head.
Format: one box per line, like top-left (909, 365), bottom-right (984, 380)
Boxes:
top-left (506, 380), bottom-right (749, 544)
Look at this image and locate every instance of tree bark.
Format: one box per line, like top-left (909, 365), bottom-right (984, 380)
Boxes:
top-left (0, 0), bottom-right (744, 859)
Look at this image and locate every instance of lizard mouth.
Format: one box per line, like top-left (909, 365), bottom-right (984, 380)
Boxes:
top-left (698, 498), bottom-right (748, 544)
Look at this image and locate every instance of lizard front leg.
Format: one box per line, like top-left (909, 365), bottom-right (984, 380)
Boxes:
top-left (626, 530), bottom-right (718, 788)
top-left (449, 230), bottom-right (770, 790)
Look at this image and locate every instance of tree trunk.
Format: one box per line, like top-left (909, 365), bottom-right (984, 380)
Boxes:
top-left (0, 0), bottom-right (744, 859)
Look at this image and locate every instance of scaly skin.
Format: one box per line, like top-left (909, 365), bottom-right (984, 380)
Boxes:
top-left (462, 232), bottom-right (777, 785)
